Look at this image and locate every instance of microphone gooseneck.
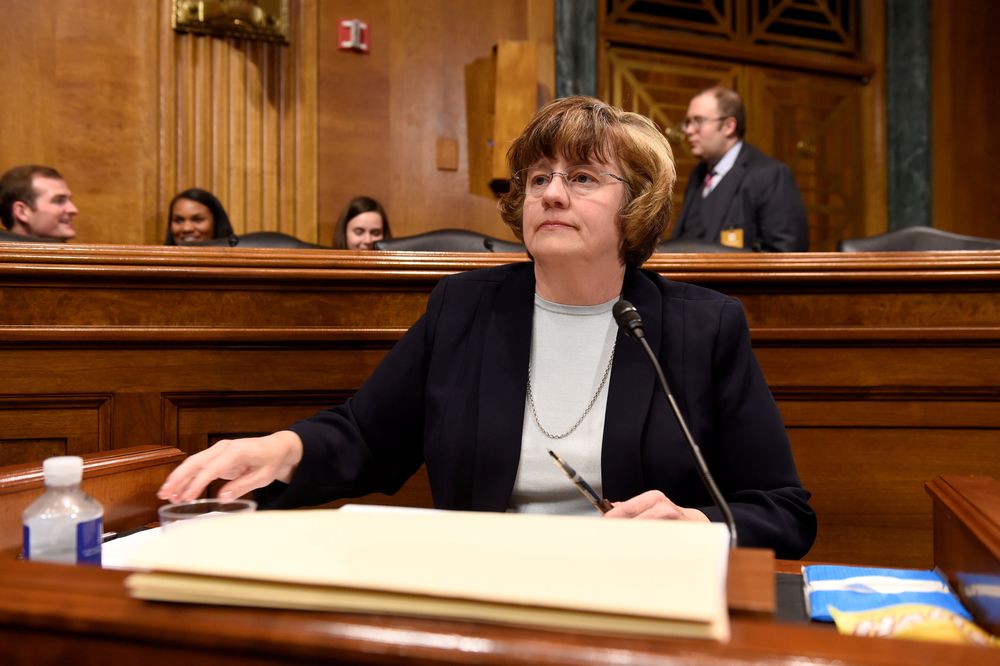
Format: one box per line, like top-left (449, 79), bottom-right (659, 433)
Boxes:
top-left (612, 299), bottom-right (739, 549)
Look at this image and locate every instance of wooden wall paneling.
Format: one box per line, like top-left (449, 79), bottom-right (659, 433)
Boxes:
top-left (112, 391), bottom-right (163, 455)
top-left (164, 1), bottom-right (317, 244)
top-left (860, 0), bottom-right (887, 237)
top-left (158, 0), bottom-right (178, 243)
top-left (317, 1), bottom-right (553, 245)
top-left (779, 392), bottom-right (1000, 567)
top-left (0, 395), bottom-right (112, 467)
top-left (526, 0), bottom-right (556, 105)
top-left (491, 41), bottom-right (541, 182)
top-left (932, 0), bottom-right (1000, 239)
top-left (162, 391), bottom-right (352, 455)
top-left (387, 1), bottom-right (534, 242)
top-left (465, 54), bottom-right (498, 200)
top-left (317, 0), bottom-right (393, 247)
top-left (0, 1), bottom-right (161, 245)
top-left (160, 390), bottom-right (434, 509)
top-left (284, 0), bottom-right (318, 243)
top-left (0, 2), bottom-right (56, 168)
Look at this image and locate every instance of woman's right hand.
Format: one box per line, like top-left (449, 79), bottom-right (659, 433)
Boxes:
top-left (157, 430), bottom-right (304, 503)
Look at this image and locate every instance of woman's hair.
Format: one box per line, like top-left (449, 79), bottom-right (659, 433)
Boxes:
top-left (333, 196), bottom-right (392, 249)
top-left (164, 188), bottom-right (234, 245)
top-left (497, 96), bottom-right (676, 267)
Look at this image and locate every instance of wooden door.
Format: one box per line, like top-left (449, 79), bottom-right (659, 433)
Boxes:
top-left (605, 47), bottom-right (866, 250)
top-left (747, 69), bottom-right (865, 250)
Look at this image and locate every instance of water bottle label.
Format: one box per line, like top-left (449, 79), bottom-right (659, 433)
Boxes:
top-left (21, 525), bottom-right (29, 559)
top-left (77, 517), bottom-right (102, 565)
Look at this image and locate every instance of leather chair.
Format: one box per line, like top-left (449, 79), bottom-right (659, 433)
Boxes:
top-left (187, 232), bottom-right (324, 249)
top-left (838, 226), bottom-right (1000, 252)
top-left (655, 239), bottom-right (750, 253)
top-left (233, 231), bottom-right (325, 249)
top-left (374, 229), bottom-right (525, 253)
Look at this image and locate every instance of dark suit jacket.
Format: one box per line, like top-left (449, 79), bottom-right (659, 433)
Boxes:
top-left (671, 143), bottom-right (809, 252)
top-left (270, 263), bottom-right (816, 559)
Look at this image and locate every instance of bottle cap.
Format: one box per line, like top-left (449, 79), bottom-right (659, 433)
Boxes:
top-left (42, 456), bottom-right (84, 486)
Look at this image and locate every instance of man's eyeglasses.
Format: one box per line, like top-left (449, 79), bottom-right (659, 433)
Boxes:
top-left (513, 165), bottom-right (627, 197)
top-left (681, 115), bottom-right (729, 131)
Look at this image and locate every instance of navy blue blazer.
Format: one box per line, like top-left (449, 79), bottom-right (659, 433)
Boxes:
top-left (271, 262), bottom-right (816, 559)
top-left (672, 143), bottom-right (809, 252)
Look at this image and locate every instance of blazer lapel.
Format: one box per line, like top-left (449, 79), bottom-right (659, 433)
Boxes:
top-left (671, 163), bottom-right (707, 239)
top-left (700, 150), bottom-right (749, 240)
top-left (473, 264), bottom-right (535, 510)
top-left (601, 267), bottom-right (661, 500)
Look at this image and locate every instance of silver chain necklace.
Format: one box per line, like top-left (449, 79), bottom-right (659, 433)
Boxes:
top-left (526, 343), bottom-right (616, 440)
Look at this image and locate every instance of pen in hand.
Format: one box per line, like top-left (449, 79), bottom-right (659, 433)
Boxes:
top-left (548, 450), bottom-right (614, 514)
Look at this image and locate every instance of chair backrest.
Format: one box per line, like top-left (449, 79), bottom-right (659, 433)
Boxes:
top-left (838, 226), bottom-right (1000, 252)
top-left (374, 228), bottom-right (525, 253)
top-left (185, 232), bottom-right (324, 249)
top-left (234, 231), bottom-right (325, 249)
top-left (655, 239), bottom-right (750, 253)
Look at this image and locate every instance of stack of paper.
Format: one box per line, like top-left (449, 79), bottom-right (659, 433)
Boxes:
top-left (126, 508), bottom-right (731, 641)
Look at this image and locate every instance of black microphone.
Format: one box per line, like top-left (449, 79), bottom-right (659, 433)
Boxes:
top-left (612, 299), bottom-right (738, 549)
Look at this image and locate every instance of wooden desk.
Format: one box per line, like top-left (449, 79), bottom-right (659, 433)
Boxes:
top-left (0, 558), bottom-right (995, 665)
top-left (2, 244), bottom-right (999, 567)
top-left (927, 475), bottom-right (1000, 636)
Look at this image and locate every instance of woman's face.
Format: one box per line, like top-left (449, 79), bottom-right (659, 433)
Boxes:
top-left (345, 211), bottom-right (384, 250)
top-left (170, 199), bottom-right (215, 245)
top-left (520, 155), bottom-right (626, 266)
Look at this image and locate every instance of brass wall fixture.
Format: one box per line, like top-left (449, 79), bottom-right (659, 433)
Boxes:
top-left (663, 125), bottom-right (685, 146)
top-left (173, 0), bottom-right (289, 45)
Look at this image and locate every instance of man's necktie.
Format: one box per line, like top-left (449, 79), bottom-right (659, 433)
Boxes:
top-left (702, 170), bottom-right (716, 198)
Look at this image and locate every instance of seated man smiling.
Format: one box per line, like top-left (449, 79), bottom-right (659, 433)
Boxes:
top-left (0, 164), bottom-right (79, 242)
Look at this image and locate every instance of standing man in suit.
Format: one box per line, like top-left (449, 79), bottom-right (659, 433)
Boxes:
top-left (0, 164), bottom-right (78, 242)
top-left (670, 87), bottom-right (808, 252)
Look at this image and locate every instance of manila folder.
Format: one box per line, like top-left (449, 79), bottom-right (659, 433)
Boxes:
top-left (126, 509), bottom-right (731, 641)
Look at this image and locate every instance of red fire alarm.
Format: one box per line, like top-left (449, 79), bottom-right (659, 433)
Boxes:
top-left (338, 19), bottom-right (370, 53)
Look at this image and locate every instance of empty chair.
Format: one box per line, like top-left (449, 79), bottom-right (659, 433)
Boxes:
top-left (233, 231), bottom-right (325, 249)
top-left (655, 239), bottom-right (750, 253)
top-left (185, 231), bottom-right (324, 249)
top-left (838, 227), bottom-right (1000, 252)
top-left (374, 228), bottom-right (525, 253)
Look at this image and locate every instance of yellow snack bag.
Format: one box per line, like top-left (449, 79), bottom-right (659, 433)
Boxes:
top-left (829, 603), bottom-right (999, 647)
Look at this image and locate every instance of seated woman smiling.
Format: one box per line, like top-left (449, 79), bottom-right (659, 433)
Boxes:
top-left (333, 195), bottom-right (392, 250)
top-left (158, 97), bottom-right (817, 559)
top-left (164, 188), bottom-right (235, 246)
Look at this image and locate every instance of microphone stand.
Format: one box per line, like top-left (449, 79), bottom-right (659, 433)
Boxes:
top-left (614, 301), bottom-right (738, 549)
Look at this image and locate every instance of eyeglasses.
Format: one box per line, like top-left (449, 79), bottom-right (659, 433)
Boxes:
top-left (681, 116), bottom-right (729, 131)
top-left (513, 165), bottom-right (627, 197)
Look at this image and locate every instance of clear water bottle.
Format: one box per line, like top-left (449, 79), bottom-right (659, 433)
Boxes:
top-left (22, 456), bottom-right (103, 565)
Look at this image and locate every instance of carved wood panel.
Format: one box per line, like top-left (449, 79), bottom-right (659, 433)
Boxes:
top-left (778, 391), bottom-right (1000, 567)
top-left (162, 391), bottom-right (352, 456)
top-left (748, 67), bottom-right (864, 250)
top-left (604, 0), bottom-right (860, 57)
top-left (605, 47), bottom-right (744, 214)
top-left (0, 395), bottom-right (112, 466)
top-left (162, 0), bottom-right (318, 243)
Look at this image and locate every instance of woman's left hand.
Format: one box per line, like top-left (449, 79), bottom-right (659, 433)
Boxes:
top-left (603, 490), bottom-right (710, 522)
